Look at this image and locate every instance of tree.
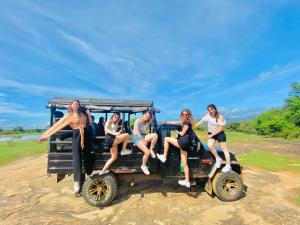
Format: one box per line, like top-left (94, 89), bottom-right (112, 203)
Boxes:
top-left (284, 82), bottom-right (300, 126)
top-left (288, 82), bottom-right (300, 97)
top-left (255, 82), bottom-right (300, 138)
top-left (12, 126), bottom-right (24, 133)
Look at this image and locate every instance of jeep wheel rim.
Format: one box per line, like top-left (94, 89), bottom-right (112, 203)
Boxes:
top-left (88, 180), bottom-right (109, 201)
top-left (221, 177), bottom-right (239, 197)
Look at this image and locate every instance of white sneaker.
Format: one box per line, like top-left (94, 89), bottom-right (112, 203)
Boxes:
top-left (221, 165), bottom-right (232, 173)
top-left (150, 150), bottom-right (156, 158)
top-left (89, 170), bottom-right (100, 177)
top-left (121, 149), bottom-right (132, 155)
top-left (178, 180), bottom-right (191, 188)
top-left (141, 165), bottom-right (150, 175)
top-left (99, 170), bottom-right (109, 175)
top-left (73, 181), bottom-right (80, 193)
top-left (215, 157), bottom-right (223, 168)
top-left (157, 154), bottom-right (166, 163)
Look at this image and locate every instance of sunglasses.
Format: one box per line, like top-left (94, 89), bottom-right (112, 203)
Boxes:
top-left (182, 113), bottom-right (189, 116)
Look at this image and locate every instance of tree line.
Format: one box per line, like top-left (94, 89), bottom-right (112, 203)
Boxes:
top-left (226, 82), bottom-right (300, 139)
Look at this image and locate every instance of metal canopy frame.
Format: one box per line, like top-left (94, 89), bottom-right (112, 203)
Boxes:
top-left (46, 97), bottom-right (160, 113)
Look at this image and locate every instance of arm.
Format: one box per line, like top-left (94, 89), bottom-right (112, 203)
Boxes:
top-left (163, 121), bottom-right (182, 125)
top-left (177, 124), bottom-right (189, 136)
top-left (39, 115), bottom-right (70, 142)
top-left (194, 114), bottom-right (208, 128)
top-left (194, 118), bottom-right (205, 128)
top-left (208, 115), bottom-right (225, 138)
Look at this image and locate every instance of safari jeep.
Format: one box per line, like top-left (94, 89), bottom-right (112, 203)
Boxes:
top-left (46, 97), bottom-right (244, 207)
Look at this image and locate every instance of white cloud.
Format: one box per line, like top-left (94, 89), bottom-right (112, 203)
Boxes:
top-left (0, 99), bottom-right (47, 118)
top-left (212, 61), bottom-right (300, 99)
top-left (0, 76), bottom-right (110, 99)
top-left (220, 107), bottom-right (265, 121)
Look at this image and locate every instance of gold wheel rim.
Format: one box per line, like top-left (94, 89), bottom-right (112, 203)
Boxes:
top-left (88, 179), bottom-right (109, 201)
top-left (221, 178), bottom-right (239, 197)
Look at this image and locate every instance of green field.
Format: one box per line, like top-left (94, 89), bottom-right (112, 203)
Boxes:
top-left (194, 130), bottom-right (297, 142)
top-left (238, 151), bottom-right (300, 174)
top-left (0, 140), bottom-right (48, 165)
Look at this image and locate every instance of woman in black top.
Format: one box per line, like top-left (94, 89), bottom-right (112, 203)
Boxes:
top-left (157, 109), bottom-right (195, 188)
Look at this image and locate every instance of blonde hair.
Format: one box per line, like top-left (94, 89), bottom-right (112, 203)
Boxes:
top-left (180, 109), bottom-right (196, 128)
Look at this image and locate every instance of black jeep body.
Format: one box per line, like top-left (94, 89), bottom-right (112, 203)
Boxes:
top-left (46, 97), bottom-right (244, 207)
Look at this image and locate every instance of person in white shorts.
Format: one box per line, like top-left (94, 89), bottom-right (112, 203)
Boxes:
top-left (195, 104), bottom-right (231, 173)
top-left (131, 111), bottom-right (158, 175)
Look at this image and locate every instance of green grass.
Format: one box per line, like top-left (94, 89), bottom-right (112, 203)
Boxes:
top-left (238, 151), bottom-right (300, 174)
top-left (194, 130), bottom-right (299, 142)
top-left (0, 132), bottom-right (41, 137)
top-left (0, 140), bottom-right (47, 165)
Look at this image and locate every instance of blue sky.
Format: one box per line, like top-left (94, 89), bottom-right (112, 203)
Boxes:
top-left (0, 0), bottom-right (300, 129)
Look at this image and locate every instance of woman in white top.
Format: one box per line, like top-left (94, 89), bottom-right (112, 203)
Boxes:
top-left (195, 104), bottom-right (231, 173)
top-left (99, 113), bottom-right (132, 175)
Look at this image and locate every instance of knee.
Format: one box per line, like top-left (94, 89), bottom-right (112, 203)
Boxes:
top-left (208, 145), bottom-right (214, 150)
top-left (164, 137), bottom-right (170, 142)
top-left (153, 133), bottom-right (158, 140)
top-left (145, 151), bottom-right (150, 156)
top-left (125, 133), bottom-right (130, 138)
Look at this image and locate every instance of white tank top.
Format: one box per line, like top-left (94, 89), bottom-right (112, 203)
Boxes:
top-left (105, 120), bottom-right (118, 134)
top-left (202, 114), bottom-right (226, 133)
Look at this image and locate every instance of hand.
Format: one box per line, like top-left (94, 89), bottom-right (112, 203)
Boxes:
top-left (81, 142), bottom-right (85, 150)
top-left (175, 130), bottom-right (181, 136)
top-left (38, 137), bottom-right (48, 143)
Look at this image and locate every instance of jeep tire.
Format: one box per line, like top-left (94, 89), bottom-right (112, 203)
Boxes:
top-left (82, 173), bottom-right (118, 207)
top-left (212, 171), bottom-right (243, 202)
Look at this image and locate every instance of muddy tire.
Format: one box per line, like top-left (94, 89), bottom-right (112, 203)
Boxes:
top-left (212, 171), bottom-right (243, 202)
top-left (82, 173), bottom-right (118, 207)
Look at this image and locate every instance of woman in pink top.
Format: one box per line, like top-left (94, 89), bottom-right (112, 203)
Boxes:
top-left (39, 99), bottom-right (92, 195)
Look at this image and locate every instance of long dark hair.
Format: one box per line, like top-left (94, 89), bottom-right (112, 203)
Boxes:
top-left (207, 104), bottom-right (219, 122)
top-left (68, 99), bottom-right (81, 113)
top-left (110, 112), bottom-right (120, 122)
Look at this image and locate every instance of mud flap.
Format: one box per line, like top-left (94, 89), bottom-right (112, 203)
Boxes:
top-left (57, 173), bottom-right (66, 183)
top-left (204, 179), bottom-right (213, 196)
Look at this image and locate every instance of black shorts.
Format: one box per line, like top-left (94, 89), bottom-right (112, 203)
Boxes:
top-left (177, 135), bottom-right (191, 151)
top-left (105, 134), bottom-right (116, 149)
top-left (208, 131), bottom-right (226, 142)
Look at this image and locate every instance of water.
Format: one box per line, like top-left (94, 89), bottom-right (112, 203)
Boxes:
top-left (0, 134), bottom-right (41, 142)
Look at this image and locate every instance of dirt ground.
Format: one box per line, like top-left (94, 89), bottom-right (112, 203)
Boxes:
top-left (1, 141), bottom-right (300, 225)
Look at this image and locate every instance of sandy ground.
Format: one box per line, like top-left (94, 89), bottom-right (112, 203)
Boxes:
top-left (1, 141), bottom-right (300, 225)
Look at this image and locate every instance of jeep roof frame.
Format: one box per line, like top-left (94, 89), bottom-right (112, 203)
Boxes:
top-left (46, 97), bottom-right (160, 114)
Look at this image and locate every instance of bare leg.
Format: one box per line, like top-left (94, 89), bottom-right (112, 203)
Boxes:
top-left (220, 142), bottom-right (231, 165)
top-left (136, 142), bottom-right (150, 166)
top-left (208, 139), bottom-right (220, 159)
top-left (180, 149), bottom-right (189, 182)
top-left (163, 137), bottom-right (181, 157)
top-left (145, 133), bottom-right (158, 152)
top-left (113, 133), bottom-right (130, 150)
top-left (101, 146), bottom-right (118, 172)
top-left (121, 134), bottom-right (130, 151)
